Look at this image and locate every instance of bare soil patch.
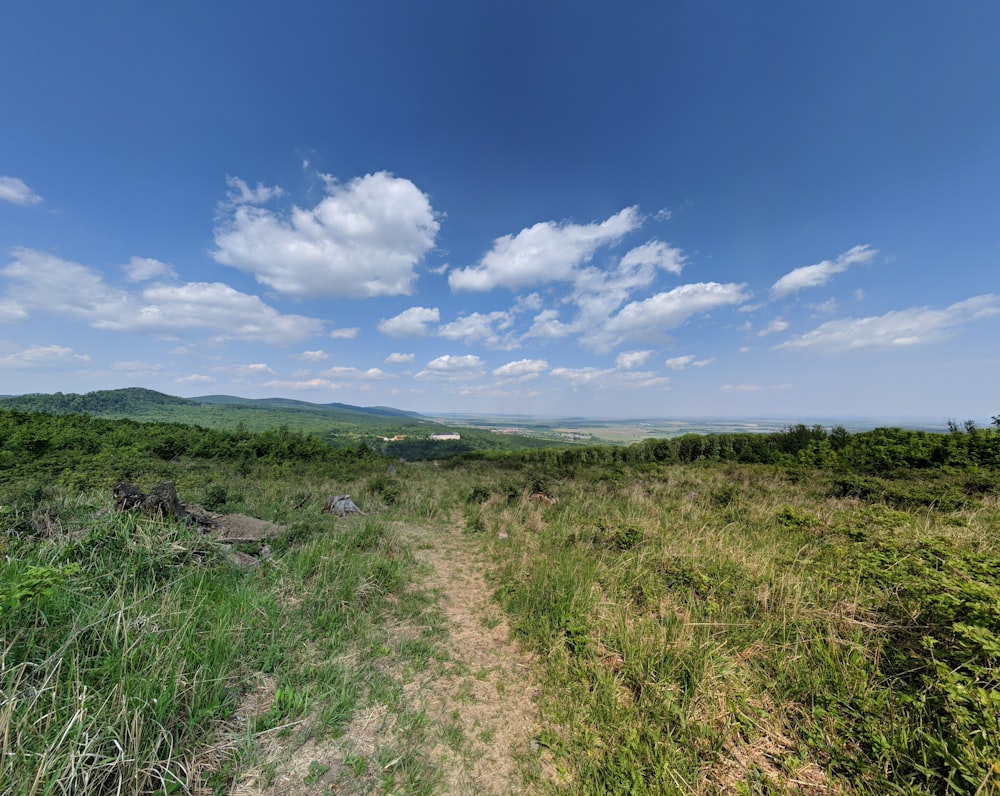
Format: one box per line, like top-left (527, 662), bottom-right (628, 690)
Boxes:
top-left (396, 521), bottom-right (542, 795)
top-left (230, 520), bottom-right (542, 795)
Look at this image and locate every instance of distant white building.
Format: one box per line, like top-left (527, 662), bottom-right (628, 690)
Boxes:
top-left (429, 433), bottom-right (461, 441)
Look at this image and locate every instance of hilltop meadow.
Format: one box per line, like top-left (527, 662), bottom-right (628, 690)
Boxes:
top-left (1, 398), bottom-right (998, 795)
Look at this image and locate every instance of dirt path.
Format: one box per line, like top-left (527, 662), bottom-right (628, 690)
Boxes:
top-left (235, 521), bottom-right (543, 795)
top-left (397, 521), bottom-right (542, 794)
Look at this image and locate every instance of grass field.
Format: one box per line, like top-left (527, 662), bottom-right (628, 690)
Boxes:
top-left (2, 410), bottom-right (998, 794)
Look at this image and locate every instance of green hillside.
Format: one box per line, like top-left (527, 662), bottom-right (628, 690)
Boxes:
top-left (0, 388), bottom-right (556, 456)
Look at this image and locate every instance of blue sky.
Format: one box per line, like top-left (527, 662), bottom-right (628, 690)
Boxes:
top-left (2, 1), bottom-right (998, 421)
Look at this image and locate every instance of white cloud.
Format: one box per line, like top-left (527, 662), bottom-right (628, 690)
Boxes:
top-left (214, 362), bottom-right (277, 377)
top-left (104, 282), bottom-right (323, 344)
top-left (415, 354), bottom-right (485, 381)
top-left (438, 311), bottom-right (517, 349)
top-left (321, 366), bottom-right (391, 380)
top-left (329, 327), bottom-right (360, 339)
top-left (221, 176), bottom-right (285, 207)
top-left (551, 366), bottom-right (669, 389)
top-left (384, 352), bottom-right (414, 364)
top-left (770, 244), bottom-right (878, 299)
top-left (586, 282), bottom-right (749, 352)
top-left (492, 358), bottom-right (549, 382)
top-left (666, 354), bottom-right (715, 370)
top-left (377, 306), bottom-right (440, 337)
top-left (294, 350), bottom-right (329, 362)
top-left (175, 374), bottom-right (215, 384)
top-left (618, 240), bottom-right (685, 275)
top-left (775, 295), bottom-right (1000, 352)
top-left (758, 317), bottom-right (789, 336)
top-left (213, 171), bottom-right (439, 298)
top-left (449, 206), bottom-right (641, 291)
top-left (123, 256), bottom-right (177, 283)
top-left (0, 300), bottom-right (27, 322)
top-left (2, 248), bottom-right (323, 345)
top-left (528, 308), bottom-right (574, 339)
top-left (615, 350), bottom-right (653, 369)
top-left (0, 344), bottom-right (90, 368)
top-left (0, 176), bottom-right (42, 206)
top-left (263, 378), bottom-right (339, 391)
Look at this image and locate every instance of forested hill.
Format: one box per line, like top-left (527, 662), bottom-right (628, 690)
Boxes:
top-left (0, 388), bottom-right (557, 456)
top-left (0, 388), bottom-right (198, 415)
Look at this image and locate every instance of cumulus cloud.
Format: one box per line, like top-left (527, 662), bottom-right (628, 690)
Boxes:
top-left (528, 308), bottom-right (574, 339)
top-left (415, 354), bottom-right (485, 381)
top-left (0, 344), bottom-right (90, 368)
top-left (615, 350), bottom-right (653, 369)
top-left (384, 352), bottom-right (414, 364)
top-left (0, 176), bottom-right (42, 206)
top-left (618, 240), bottom-right (685, 275)
top-left (102, 282), bottom-right (323, 344)
top-left (585, 282), bottom-right (749, 352)
top-left (770, 244), bottom-right (878, 299)
top-left (492, 358), bottom-right (549, 382)
top-left (329, 327), bottom-right (360, 339)
top-left (123, 256), bottom-right (177, 282)
top-left (449, 206), bottom-right (641, 291)
top-left (213, 171), bottom-right (439, 298)
top-left (438, 311), bottom-right (517, 349)
top-left (775, 295), bottom-right (1000, 352)
top-left (758, 317), bottom-right (789, 336)
top-left (377, 306), bottom-right (440, 337)
top-left (2, 248), bottom-right (323, 345)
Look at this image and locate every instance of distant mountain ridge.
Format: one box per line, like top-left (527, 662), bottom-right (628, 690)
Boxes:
top-left (0, 387), bottom-right (427, 423)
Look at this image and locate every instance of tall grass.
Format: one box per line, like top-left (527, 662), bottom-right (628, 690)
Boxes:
top-left (1, 487), bottom-right (417, 794)
top-left (473, 462), bottom-right (1000, 794)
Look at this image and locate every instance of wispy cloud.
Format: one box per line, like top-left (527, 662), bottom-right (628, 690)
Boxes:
top-left (2, 248), bottom-right (323, 344)
top-left (0, 176), bottom-right (43, 206)
top-left (665, 354), bottom-right (714, 370)
top-left (776, 295), bottom-right (999, 351)
top-left (770, 244), bottom-right (878, 299)
top-left (0, 344), bottom-right (90, 368)
top-left (122, 256), bottom-right (177, 283)
top-left (758, 317), bottom-right (789, 336)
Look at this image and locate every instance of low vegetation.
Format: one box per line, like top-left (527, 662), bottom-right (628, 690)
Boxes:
top-left (1, 404), bottom-right (998, 793)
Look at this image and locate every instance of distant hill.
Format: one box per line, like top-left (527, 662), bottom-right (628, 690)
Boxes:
top-left (0, 387), bottom-right (554, 455)
top-left (0, 387), bottom-right (199, 415)
top-left (195, 395), bottom-right (424, 420)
